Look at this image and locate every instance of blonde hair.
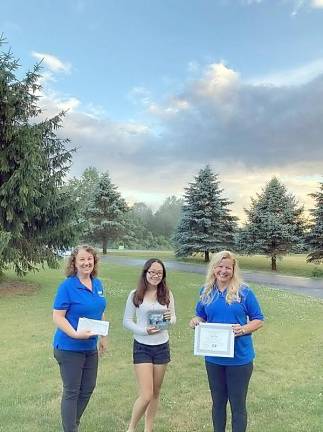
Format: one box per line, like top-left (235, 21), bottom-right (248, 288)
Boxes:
top-left (201, 250), bottom-right (242, 304)
top-left (65, 245), bottom-right (99, 278)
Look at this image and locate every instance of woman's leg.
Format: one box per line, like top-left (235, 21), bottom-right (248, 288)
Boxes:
top-left (54, 349), bottom-right (84, 432)
top-left (76, 350), bottom-right (98, 427)
top-left (205, 362), bottom-right (228, 432)
top-left (144, 364), bottom-right (167, 432)
top-left (127, 363), bottom-right (154, 432)
top-left (226, 362), bottom-right (253, 432)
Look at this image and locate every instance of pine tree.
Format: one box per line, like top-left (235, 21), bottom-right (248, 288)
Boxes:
top-left (0, 36), bottom-right (77, 275)
top-left (86, 172), bottom-right (128, 254)
top-left (306, 182), bottom-right (323, 263)
top-left (173, 166), bottom-right (237, 262)
top-left (238, 177), bottom-right (304, 271)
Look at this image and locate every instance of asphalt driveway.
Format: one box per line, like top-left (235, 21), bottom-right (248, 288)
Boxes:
top-left (101, 255), bottom-right (323, 299)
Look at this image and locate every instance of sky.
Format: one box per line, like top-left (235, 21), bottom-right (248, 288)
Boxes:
top-left (1, 0), bottom-right (323, 221)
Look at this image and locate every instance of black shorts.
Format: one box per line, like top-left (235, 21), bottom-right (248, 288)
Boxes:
top-left (133, 339), bottom-right (170, 365)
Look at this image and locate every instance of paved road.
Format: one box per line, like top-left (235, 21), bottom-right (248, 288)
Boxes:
top-left (101, 255), bottom-right (323, 299)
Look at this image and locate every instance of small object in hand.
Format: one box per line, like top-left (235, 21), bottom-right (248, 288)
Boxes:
top-left (148, 311), bottom-right (170, 330)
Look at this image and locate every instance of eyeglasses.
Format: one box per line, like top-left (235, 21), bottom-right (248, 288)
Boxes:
top-left (147, 271), bottom-right (163, 278)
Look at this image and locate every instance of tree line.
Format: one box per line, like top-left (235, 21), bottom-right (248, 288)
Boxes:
top-left (1, 36), bottom-right (322, 275)
top-left (65, 167), bottom-right (183, 253)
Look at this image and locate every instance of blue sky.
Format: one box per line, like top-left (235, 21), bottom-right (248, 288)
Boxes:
top-left (2, 0), bottom-right (323, 219)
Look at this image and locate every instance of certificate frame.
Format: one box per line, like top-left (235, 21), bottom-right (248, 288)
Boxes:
top-left (194, 323), bottom-right (235, 358)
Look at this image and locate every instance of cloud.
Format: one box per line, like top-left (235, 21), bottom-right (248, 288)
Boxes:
top-left (32, 51), bottom-right (71, 74)
top-left (37, 59), bottom-right (323, 218)
top-left (291, 0), bottom-right (323, 15)
top-left (249, 58), bottom-right (323, 86)
top-left (143, 62), bottom-right (323, 170)
top-left (220, 163), bottom-right (322, 221)
top-left (311, 0), bottom-right (323, 7)
top-left (128, 86), bottom-right (152, 107)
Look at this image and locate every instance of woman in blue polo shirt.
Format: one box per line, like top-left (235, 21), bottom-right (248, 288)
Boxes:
top-left (52, 245), bottom-right (107, 432)
top-left (190, 250), bottom-right (264, 432)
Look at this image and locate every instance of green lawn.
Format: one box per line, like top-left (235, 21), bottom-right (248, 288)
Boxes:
top-left (0, 263), bottom-right (322, 432)
top-left (108, 250), bottom-right (323, 278)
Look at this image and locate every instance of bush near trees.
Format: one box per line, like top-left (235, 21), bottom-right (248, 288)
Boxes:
top-left (125, 204), bottom-right (172, 250)
top-left (238, 177), bottom-right (305, 271)
top-left (0, 36), bottom-right (77, 275)
top-left (173, 165), bottom-right (237, 262)
top-left (64, 166), bottom-right (101, 244)
top-left (151, 196), bottom-right (183, 239)
top-left (306, 182), bottom-right (323, 263)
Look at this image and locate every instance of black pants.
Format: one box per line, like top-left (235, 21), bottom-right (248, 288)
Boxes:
top-left (205, 361), bottom-right (253, 432)
top-left (54, 349), bottom-right (98, 432)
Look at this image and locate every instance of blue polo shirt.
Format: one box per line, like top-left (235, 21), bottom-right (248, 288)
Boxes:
top-left (53, 276), bottom-right (107, 351)
top-left (196, 285), bottom-right (264, 366)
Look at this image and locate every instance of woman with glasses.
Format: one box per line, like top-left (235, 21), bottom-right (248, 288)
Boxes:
top-left (123, 258), bottom-right (176, 432)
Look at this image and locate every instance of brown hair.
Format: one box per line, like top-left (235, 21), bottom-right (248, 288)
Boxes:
top-left (132, 258), bottom-right (170, 307)
top-left (65, 245), bottom-right (99, 278)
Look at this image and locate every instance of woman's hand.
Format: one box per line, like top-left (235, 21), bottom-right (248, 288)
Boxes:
top-left (98, 336), bottom-right (108, 356)
top-left (189, 316), bottom-right (204, 329)
top-left (74, 329), bottom-right (95, 339)
top-left (232, 324), bottom-right (246, 337)
top-left (146, 325), bottom-right (160, 335)
top-left (163, 310), bottom-right (171, 321)
top-left (53, 310), bottom-right (96, 339)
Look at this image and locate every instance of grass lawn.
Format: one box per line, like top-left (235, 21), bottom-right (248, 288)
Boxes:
top-left (108, 250), bottom-right (323, 278)
top-left (0, 262), bottom-right (322, 432)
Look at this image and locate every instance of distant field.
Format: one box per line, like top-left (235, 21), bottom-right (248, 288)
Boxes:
top-left (107, 250), bottom-right (323, 278)
top-left (0, 263), bottom-right (321, 431)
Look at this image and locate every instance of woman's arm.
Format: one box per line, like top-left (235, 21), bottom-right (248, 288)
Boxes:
top-left (189, 289), bottom-right (207, 328)
top-left (98, 313), bottom-right (108, 355)
top-left (163, 291), bottom-right (176, 325)
top-left (232, 319), bottom-right (263, 336)
top-left (232, 288), bottom-right (264, 336)
top-left (53, 310), bottom-right (93, 339)
top-left (189, 315), bottom-right (206, 328)
top-left (123, 292), bottom-right (149, 336)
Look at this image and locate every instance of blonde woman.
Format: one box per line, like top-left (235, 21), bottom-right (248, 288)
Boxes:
top-left (190, 251), bottom-right (264, 432)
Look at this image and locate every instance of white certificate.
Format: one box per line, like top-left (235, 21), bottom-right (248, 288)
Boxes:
top-left (77, 317), bottom-right (109, 336)
top-left (194, 323), bottom-right (235, 358)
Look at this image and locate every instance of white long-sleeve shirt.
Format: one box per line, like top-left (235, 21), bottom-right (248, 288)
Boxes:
top-left (123, 289), bottom-right (176, 345)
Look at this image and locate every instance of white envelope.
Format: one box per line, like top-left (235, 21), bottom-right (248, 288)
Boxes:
top-left (77, 317), bottom-right (109, 336)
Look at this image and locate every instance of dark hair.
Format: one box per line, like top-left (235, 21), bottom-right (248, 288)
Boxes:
top-left (132, 258), bottom-right (170, 307)
top-left (65, 245), bottom-right (99, 278)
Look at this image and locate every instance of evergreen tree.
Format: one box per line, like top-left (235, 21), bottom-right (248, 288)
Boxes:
top-left (0, 36), bottom-right (77, 275)
top-left (173, 166), bottom-right (237, 262)
top-left (238, 177), bottom-right (304, 271)
top-left (306, 182), bottom-right (323, 263)
top-left (86, 172), bottom-right (128, 254)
